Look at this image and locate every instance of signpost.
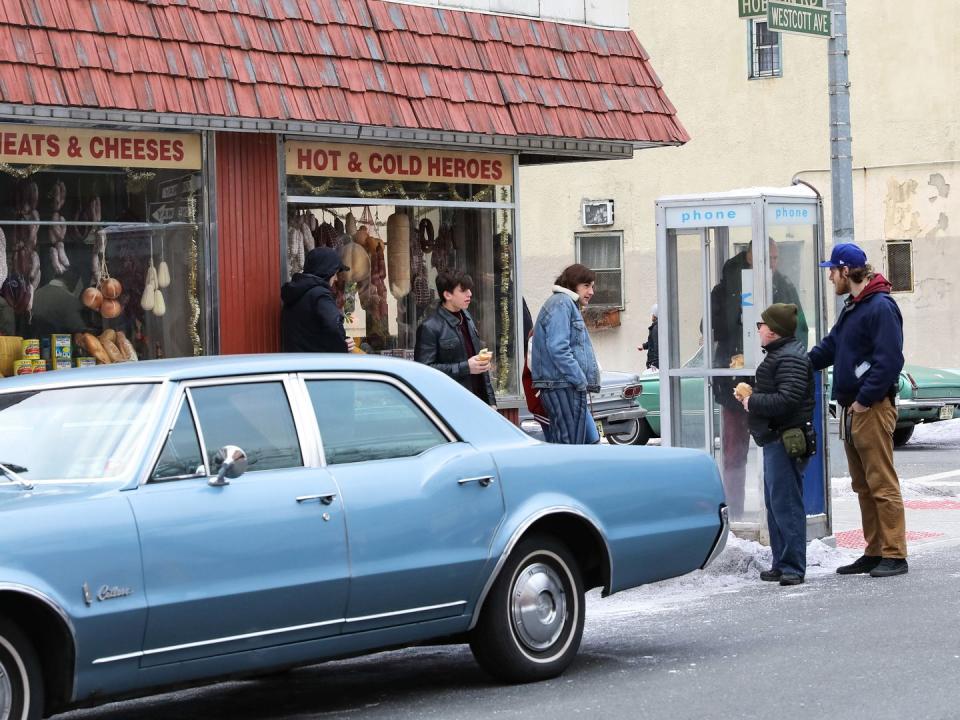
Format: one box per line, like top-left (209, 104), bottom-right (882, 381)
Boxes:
top-left (738, 0), bottom-right (823, 19)
top-left (766, 0), bottom-right (832, 37)
top-left (737, 0), bottom-right (855, 318)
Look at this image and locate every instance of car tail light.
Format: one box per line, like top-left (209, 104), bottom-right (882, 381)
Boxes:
top-left (621, 384), bottom-right (642, 399)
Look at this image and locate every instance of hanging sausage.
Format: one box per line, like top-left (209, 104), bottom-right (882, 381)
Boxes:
top-left (387, 210), bottom-right (410, 299)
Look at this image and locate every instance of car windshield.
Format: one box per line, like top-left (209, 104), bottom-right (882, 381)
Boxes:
top-left (0, 384), bottom-right (158, 481)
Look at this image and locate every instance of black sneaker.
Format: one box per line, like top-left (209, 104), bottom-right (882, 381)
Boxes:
top-left (870, 558), bottom-right (908, 577)
top-left (836, 555), bottom-right (882, 575)
top-left (779, 574), bottom-right (804, 586)
top-left (760, 569), bottom-right (782, 582)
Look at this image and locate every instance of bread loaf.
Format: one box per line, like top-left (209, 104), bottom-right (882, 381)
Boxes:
top-left (100, 337), bottom-right (124, 363)
top-left (115, 331), bottom-right (138, 361)
top-left (734, 382), bottom-right (753, 401)
top-left (386, 211), bottom-right (410, 299)
top-left (79, 333), bottom-right (111, 364)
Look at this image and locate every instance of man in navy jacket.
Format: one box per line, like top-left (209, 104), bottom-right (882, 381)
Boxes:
top-left (809, 243), bottom-right (907, 577)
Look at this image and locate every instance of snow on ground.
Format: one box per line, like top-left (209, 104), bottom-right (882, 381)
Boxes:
top-left (586, 534), bottom-right (853, 621)
top-left (909, 417), bottom-right (960, 446)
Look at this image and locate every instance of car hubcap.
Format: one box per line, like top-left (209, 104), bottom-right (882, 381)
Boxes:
top-left (0, 662), bottom-right (12, 720)
top-left (511, 562), bottom-right (567, 651)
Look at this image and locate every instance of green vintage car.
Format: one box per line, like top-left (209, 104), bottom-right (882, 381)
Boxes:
top-left (635, 364), bottom-right (960, 448)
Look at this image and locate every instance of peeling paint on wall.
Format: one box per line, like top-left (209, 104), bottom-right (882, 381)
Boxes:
top-left (884, 175), bottom-right (952, 240)
top-left (928, 173), bottom-right (951, 201)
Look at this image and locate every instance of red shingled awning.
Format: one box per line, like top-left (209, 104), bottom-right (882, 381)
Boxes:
top-left (0, 0), bottom-right (688, 147)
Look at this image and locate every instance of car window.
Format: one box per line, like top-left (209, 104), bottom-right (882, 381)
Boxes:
top-left (306, 379), bottom-right (448, 465)
top-left (190, 382), bottom-right (303, 473)
top-left (151, 398), bottom-right (205, 481)
top-left (0, 384), bottom-right (157, 481)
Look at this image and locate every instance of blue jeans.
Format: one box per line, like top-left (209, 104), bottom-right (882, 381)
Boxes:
top-left (762, 440), bottom-right (809, 577)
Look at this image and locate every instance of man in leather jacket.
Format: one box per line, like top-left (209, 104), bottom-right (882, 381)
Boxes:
top-left (414, 269), bottom-right (496, 406)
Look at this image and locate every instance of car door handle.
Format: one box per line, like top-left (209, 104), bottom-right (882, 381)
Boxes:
top-left (296, 493), bottom-right (337, 505)
top-left (457, 475), bottom-right (495, 487)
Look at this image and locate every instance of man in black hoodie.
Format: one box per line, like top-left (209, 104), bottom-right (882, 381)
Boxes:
top-left (281, 247), bottom-right (353, 353)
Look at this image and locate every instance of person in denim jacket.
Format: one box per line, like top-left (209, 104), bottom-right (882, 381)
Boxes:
top-left (531, 264), bottom-right (602, 444)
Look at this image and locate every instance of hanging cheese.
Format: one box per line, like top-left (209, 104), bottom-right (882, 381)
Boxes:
top-left (340, 241), bottom-right (371, 283)
top-left (386, 211), bottom-right (410, 299)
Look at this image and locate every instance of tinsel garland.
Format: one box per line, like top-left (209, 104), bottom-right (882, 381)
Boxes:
top-left (0, 163), bottom-right (44, 178)
top-left (496, 186), bottom-right (513, 394)
top-left (185, 192), bottom-right (203, 356)
top-left (125, 168), bottom-right (157, 194)
top-left (296, 176), bottom-right (335, 196)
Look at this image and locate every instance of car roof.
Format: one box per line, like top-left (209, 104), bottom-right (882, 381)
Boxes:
top-left (0, 354), bottom-right (439, 390)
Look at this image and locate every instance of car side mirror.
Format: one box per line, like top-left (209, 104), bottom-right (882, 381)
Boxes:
top-left (209, 445), bottom-right (248, 487)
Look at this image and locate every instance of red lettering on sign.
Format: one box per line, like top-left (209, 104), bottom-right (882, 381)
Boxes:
top-left (491, 160), bottom-right (503, 181)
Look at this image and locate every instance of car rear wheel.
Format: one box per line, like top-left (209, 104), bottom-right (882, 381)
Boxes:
top-left (470, 535), bottom-right (584, 683)
top-left (0, 619), bottom-right (43, 720)
top-left (893, 424), bottom-right (915, 447)
top-left (606, 418), bottom-right (651, 445)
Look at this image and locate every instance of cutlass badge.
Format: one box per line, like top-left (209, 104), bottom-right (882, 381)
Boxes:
top-left (96, 585), bottom-right (133, 602)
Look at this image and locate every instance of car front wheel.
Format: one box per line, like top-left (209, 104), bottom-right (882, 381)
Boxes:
top-left (0, 618), bottom-right (44, 720)
top-left (470, 535), bottom-right (584, 683)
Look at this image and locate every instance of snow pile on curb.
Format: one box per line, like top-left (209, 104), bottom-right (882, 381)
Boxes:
top-left (587, 533), bottom-right (854, 619)
top-left (910, 417), bottom-right (960, 446)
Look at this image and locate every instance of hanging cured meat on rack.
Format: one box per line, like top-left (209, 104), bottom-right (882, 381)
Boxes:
top-left (412, 217), bottom-right (433, 308)
top-left (302, 212), bottom-right (317, 253)
top-left (387, 210), bottom-right (410, 300)
top-left (287, 215), bottom-right (305, 276)
top-left (47, 180), bottom-right (70, 276)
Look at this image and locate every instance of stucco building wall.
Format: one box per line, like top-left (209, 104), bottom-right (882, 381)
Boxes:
top-left (519, 0), bottom-right (959, 370)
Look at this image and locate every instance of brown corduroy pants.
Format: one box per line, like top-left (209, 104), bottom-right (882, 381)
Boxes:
top-left (843, 398), bottom-right (908, 558)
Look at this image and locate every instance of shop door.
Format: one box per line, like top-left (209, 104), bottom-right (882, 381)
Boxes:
top-left (663, 218), bottom-right (765, 524)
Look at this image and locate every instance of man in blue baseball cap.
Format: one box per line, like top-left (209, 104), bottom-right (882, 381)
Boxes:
top-left (808, 243), bottom-right (908, 577)
top-left (818, 242), bottom-right (868, 269)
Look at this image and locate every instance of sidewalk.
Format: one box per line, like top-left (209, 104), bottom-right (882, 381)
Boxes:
top-left (829, 419), bottom-right (960, 553)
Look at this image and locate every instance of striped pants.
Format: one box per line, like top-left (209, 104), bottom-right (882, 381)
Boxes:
top-left (539, 387), bottom-right (600, 445)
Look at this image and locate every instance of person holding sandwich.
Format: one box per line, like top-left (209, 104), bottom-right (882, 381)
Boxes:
top-left (415, 269), bottom-right (496, 407)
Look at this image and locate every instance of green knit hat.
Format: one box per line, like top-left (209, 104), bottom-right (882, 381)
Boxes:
top-left (761, 303), bottom-right (797, 337)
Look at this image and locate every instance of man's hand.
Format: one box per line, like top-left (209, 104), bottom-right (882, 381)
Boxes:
top-left (468, 355), bottom-right (490, 374)
top-left (851, 400), bottom-right (870, 413)
top-left (345, 337), bottom-right (356, 353)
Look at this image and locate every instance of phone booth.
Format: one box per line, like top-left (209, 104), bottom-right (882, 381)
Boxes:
top-left (654, 186), bottom-right (831, 541)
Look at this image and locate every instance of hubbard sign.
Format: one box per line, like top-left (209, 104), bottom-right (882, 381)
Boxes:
top-left (738, 0), bottom-right (823, 19)
top-left (767, 0), bottom-right (832, 37)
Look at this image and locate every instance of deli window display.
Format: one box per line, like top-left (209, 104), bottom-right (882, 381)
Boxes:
top-left (285, 141), bottom-right (520, 399)
top-left (0, 124), bottom-right (207, 377)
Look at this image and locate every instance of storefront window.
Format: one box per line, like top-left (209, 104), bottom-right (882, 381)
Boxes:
top-left (285, 141), bottom-right (519, 399)
top-left (0, 125), bottom-right (206, 374)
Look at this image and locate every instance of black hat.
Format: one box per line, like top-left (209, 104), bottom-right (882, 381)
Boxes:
top-left (761, 303), bottom-right (798, 338)
top-left (303, 247), bottom-right (348, 279)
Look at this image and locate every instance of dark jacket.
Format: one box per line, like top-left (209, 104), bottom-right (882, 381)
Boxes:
top-left (280, 251), bottom-right (348, 353)
top-left (643, 319), bottom-right (659, 369)
top-left (711, 249), bottom-right (809, 409)
top-left (748, 336), bottom-right (815, 446)
top-left (809, 274), bottom-right (903, 407)
top-left (414, 303), bottom-right (496, 405)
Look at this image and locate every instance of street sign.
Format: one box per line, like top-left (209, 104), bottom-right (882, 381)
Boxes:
top-left (738, 0), bottom-right (823, 19)
top-left (767, 1), bottom-right (832, 37)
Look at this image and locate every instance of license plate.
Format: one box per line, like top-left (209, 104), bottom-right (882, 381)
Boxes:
top-left (940, 405), bottom-right (955, 420)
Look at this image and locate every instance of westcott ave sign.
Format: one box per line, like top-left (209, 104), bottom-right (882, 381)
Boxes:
top-left (766, 1), bottom-right (833, 37)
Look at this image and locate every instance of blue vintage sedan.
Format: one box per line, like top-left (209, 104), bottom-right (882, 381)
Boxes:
top-left (0, 354), bottom-right (726, 718)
